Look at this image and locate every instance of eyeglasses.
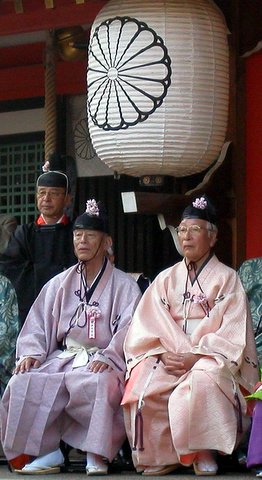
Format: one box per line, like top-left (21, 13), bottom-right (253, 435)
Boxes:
top-left (37, 190), bottom-right (66, 199)
top-left (175, 225), bottom-right (212, 236)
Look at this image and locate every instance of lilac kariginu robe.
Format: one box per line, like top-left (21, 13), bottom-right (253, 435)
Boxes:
top-left (0, 259), bottom-right (141, 462)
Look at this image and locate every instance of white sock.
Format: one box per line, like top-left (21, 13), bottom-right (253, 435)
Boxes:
top-left (86, 452), bottom-right (106, 468)
top-left (23, 448), bottom-right (64, 470)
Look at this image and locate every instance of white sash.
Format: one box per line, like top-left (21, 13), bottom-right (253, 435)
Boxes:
top-left (58, 338), bottom-right (99, 368)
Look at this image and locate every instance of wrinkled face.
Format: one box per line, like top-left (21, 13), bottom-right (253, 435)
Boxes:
top-left (36, 186), bottom-right (69, 220)
top-left (73, 229), bottom-right (111, 263)
top-left (177, 218), bottom-right (217, 263)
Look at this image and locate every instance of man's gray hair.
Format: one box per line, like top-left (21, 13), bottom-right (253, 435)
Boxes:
top-left (0, 214), bottom-right (17, 254)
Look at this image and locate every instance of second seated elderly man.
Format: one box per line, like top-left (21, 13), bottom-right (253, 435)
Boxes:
top-left (0, 199), bottom-right (141, 476)
top-left (122, 195), bottom-right (259, 476)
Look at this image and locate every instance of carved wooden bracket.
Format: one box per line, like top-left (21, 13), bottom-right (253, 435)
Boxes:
top-left (14, 0), bottom-right (23, 13)
top-left (121, 141), bottom-right (233, 228)
top-left (45, 0), bottom-right (54, 8)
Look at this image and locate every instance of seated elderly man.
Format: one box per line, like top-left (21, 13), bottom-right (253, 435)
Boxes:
top-left (122, 194), bottom-right (259, 476)
top-left (0, 199), bottom-right (141, 476)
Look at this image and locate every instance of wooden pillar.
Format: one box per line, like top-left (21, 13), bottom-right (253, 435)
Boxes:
top-left (226, 0), bottom-right (247, 268)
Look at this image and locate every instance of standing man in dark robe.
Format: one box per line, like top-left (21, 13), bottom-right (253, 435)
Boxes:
top-left (0, 161), bottom-right (76, 326)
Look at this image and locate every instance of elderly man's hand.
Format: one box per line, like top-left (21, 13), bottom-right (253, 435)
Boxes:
top-left (160, 352), bottom-right (201, 376)
top-left (13, 357), bottom-right (41, 374)
top-left (88, 360), bottom-right (112, 373)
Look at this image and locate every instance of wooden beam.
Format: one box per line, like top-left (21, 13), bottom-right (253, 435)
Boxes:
top-left (0, 65), bottom-right (45, 100)
top-left (1, 43), bottom-right (44, 68)
top-left (0, 1), bottom-right (108, 36)
top-left (0, 61), bottom-right (87, 101)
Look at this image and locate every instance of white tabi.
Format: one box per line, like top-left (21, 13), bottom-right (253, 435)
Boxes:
top-left (0, 259), bottom-right (141, 463)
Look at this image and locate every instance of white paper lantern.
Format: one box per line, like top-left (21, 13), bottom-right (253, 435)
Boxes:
top-left (87, 0), bottom-right (229, 178)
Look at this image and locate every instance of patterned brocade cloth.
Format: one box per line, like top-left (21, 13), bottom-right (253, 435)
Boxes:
top-left (0, 274), bottom-right (19, 396)
top-left (122, 255), bottom-right (259, 470)
top-left (238, 258), bottom-right (262, 366)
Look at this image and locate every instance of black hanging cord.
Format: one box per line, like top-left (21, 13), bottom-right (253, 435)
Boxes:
top-left (183, 259), bottom-right (210, 316)
top-left (63, 257), bottom-right (108, 345)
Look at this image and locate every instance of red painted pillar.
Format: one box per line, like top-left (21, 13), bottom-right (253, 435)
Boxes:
top-left (245, 50), bottom-right (262, 259)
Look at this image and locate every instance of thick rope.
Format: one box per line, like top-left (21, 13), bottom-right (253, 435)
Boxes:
top-left (44, 30), bottom-right (57, 161)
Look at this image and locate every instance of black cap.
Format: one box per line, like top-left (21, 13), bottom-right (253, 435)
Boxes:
top-left (37, 171), bottom-right (69, 190)
top-left (73, 199), bottom-right (109, 234)
top-left (36, 153), bottom-right (70, 192)
top-left (182, 194), bottom-right (217, 225)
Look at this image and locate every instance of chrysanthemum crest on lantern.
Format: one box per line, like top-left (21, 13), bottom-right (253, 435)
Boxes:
top-left (192, 197), bottom-right (207, 210)
top-left (86, 199), bottom-right (100, 216)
